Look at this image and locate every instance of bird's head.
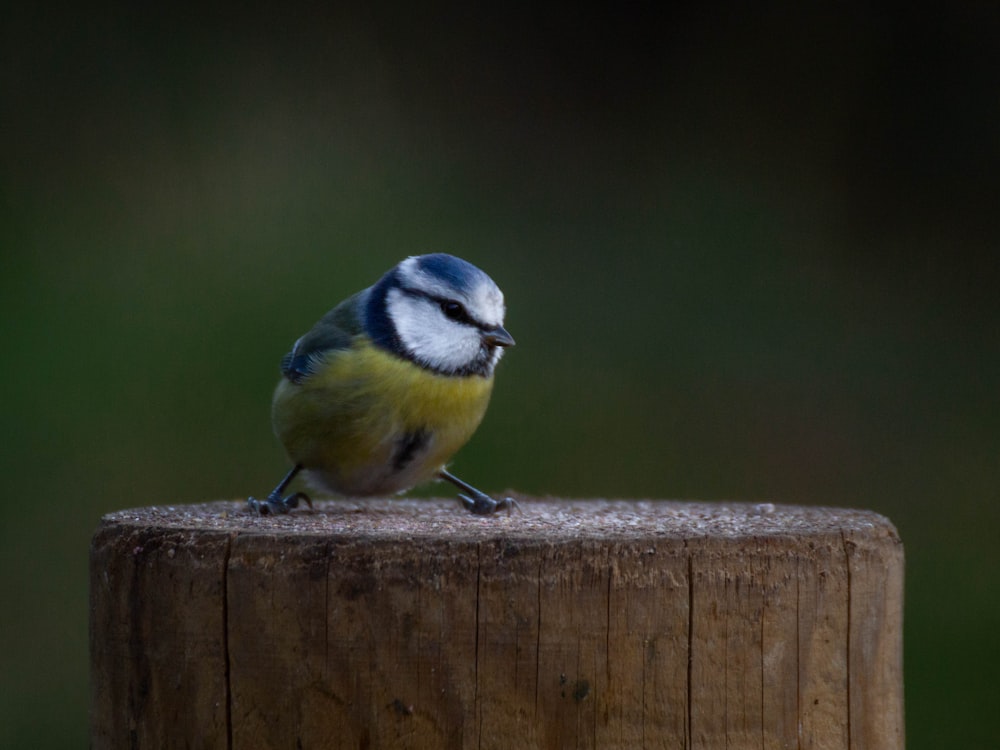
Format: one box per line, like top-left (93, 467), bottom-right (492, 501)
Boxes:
top-left (366, 253), bottom-right (514, 377)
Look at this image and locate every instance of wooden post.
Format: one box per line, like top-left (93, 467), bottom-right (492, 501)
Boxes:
top-left (90, 499), bottom-right (904, 749)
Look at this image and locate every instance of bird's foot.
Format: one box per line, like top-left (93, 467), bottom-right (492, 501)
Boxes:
top-left (247, 491), bottom-right (313, 515)
top-left (457, 489), bottom-right (520, 516)
top-left (438, 468), bottom-right (520, 517)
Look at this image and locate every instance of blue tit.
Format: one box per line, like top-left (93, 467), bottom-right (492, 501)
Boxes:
top-left (248, 253), bottom-right (516, 516)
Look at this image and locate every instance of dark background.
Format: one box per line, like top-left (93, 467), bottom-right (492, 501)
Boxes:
top-left (3, 4), bottom-right (998, 747)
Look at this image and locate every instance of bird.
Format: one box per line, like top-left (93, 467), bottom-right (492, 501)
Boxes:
top-left (248, 253), bottom-right (517, 516)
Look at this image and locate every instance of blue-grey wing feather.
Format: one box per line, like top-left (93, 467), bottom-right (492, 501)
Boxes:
top-left (281, 290), bottom-right (368, 383)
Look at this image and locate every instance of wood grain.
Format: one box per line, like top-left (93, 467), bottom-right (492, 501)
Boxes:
top-left (90, 499), bottom-right (904, 749)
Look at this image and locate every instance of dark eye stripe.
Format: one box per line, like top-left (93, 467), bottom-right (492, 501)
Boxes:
top-left (401, 286), bottom-right (487, 329)
top-left (440, 299), bottom-right (471, 324)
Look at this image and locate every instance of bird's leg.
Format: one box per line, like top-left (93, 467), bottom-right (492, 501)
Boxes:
top-left (438, 468), bottom-right (519, 516)
top-left (247, 465), bottom-right (313, 515)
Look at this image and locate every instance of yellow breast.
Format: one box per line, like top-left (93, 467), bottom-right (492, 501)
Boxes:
top-left (271, 337), bottom-right (495, 496)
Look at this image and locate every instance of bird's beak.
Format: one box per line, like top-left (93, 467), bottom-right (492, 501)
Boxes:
top-left (483, 325), bottom-right (515, 348)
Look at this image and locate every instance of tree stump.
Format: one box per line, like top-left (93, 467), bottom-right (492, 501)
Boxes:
top-left (90, 499), bottom-right (904, 749)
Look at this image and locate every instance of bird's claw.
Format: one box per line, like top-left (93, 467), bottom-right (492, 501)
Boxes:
top-left (457, 491), bottom-right (520, 516)
top-left (247, 491), bottom-right (313, 515)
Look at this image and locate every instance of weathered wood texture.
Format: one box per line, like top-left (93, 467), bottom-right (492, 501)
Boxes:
top-left (90, 499), bottom-right (904, 750)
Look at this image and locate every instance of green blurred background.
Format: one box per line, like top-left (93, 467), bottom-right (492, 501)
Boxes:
top-left (3, 4), bottom-right (998, 747)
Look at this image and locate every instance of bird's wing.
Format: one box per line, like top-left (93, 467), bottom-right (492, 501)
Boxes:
top-left (280, 290), bottom-right (368, 383)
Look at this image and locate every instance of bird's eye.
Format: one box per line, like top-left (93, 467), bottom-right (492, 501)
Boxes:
top-left (441, 300), bottom-right (468, 322)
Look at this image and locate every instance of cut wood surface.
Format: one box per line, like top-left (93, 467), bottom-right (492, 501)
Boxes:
top-left (90, 498), bottom-right (904, 750)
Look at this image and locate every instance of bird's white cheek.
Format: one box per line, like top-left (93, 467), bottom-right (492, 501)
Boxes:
top-left (388, 292), bottom-right (480, 373)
